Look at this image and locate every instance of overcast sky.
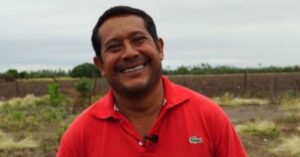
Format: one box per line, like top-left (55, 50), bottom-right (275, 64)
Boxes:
top-left (0, 0), bottom-right (299, 72)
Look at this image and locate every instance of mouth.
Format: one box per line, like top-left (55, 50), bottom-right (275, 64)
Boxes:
top-left (118, 62), bottom-right (148, 74)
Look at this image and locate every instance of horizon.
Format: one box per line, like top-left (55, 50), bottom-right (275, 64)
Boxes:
top-left (1, 63), bottom-right (299, 73)
top-left (1, 1), bottom-right (299, 72)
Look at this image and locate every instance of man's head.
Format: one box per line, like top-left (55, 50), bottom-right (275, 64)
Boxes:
top-left (92, 6), bottom-right (164, 98)
top-left (91, 6), bottom-right (158, 60)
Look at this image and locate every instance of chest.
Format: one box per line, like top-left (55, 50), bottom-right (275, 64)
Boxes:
top-left (83, 110), bottom-right (214, 157)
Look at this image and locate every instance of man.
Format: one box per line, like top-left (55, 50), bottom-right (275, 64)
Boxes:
top-left (58, 6), bottom-right (248, 157)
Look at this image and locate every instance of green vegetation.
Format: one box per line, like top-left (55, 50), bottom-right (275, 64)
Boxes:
top-left (0, 63), bottom-right (100, 79)
top-left (48, 83), bottom-right (65, 106)
top-left (163, 64), bottom-right (300, 75)
top-left (0, 69), bottom-right (69, 79)
top-left (70, 63), bottom-right (100, 78)
top-left (0, 95), bottom-right (69, 132)
top-left (72, 78), bottom-right (93, 113)
top-left (75, 78), bottom-right (93, 94)
top-left (0, 94), bottom-right (76, 156)
top-left (0, 71), bottom-right (299, 156)
top-left (1, 63), bottom-right (299, 79)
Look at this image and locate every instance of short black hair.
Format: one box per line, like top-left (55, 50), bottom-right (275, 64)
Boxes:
top-left (91, 6), bottom-right (158, 59)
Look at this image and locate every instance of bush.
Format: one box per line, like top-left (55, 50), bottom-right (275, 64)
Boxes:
top-left (75, 79), bottom-right (92, 94)
top-left (72, 78), bottom-right (93, 113)
top-left (48, 83), bottom-right (64, 106)
top-left (70, 63), bottom-right (100, 78)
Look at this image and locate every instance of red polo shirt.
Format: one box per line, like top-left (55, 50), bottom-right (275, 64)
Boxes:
top-left (58, 77), bottom-right (248, 157)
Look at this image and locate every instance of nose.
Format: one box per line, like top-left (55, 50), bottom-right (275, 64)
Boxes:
top-left (121, 40), bottom-right (139, 60)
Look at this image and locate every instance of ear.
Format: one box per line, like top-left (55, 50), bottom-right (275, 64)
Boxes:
top-left (93, 56), bottom-right (105, 76)
top-left (157, 38), bottom-right (164, 60)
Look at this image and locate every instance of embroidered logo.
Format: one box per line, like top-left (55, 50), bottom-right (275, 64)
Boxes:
top-left (189, 136), bottom-right (203, 144)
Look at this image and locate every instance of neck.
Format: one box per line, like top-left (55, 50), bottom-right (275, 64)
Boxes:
top-left (114, 79), bottom-right (165, 120)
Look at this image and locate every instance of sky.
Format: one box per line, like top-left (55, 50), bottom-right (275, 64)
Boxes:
top-left (0, 0), bottom-right (299, 72)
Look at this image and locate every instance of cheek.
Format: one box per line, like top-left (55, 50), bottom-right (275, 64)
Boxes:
top-left (102, 54), bottom-right (119, 71)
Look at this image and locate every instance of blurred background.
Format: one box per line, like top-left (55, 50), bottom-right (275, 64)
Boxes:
top-left (0, 1), bottom-right (299, 157)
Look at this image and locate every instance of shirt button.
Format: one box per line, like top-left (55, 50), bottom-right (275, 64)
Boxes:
top-left (138, 141), bottom-right (143, 146)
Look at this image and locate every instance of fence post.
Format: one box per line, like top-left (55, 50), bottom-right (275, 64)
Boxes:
top-left (270, 76), bottom-right (278, 103)
top-left (295, 80), bottom-right (300, 93)
top-left (243, 70), bottom-right (248, 95)
top-left (15, 79), bottom-right (19, 97)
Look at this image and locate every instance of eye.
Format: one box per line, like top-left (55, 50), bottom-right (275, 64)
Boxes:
top-left (106, 42), bottom-right (121, 52)
top-left (132, 35), bottom-right (146, 45)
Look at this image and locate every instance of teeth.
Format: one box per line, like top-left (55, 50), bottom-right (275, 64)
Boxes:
top-left (123, 65), bottom-right (144, 73)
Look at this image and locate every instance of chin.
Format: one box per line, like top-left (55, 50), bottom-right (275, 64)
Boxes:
top-left (123, 79), bottom-right (150, 92)
top-left (111, 76), bottom-right (155, 98)
top-left (118, 84), bottom-right (151, 98)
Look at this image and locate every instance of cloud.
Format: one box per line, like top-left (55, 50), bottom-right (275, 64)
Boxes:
top-left (0, 0), bottom-right (299, 72)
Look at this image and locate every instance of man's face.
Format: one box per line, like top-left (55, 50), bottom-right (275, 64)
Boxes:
top-left (94, 15), bottom-right (164, 97)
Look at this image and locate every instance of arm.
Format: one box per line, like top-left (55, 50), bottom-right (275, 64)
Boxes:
top-left (57, 115), bottom-right (85, 157)
top-left (211, 105), bottom-right (248, 157)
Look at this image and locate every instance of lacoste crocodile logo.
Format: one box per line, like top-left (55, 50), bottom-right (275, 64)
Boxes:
top-left (189, 136), bottom-right (204, 144)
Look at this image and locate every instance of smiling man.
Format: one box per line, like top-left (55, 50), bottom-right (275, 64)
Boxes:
top-left (57, 6), bottom-right (248, 157)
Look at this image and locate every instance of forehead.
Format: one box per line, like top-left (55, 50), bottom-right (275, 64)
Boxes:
top-left (98, 15), bottom-right (148, 42)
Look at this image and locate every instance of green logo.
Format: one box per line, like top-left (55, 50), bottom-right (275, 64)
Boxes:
top-left (189, 136), bottom-right (203, 144)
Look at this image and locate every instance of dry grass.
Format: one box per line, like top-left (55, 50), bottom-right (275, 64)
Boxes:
top-left (0, 130), bottom-right (40, 150)
top-left (281, 96), bottom-right (300, 111)
top-left (0, 94), bottom-right (46, 108)
top-left (214, 93), bottom-right (269, 106)
top-left (18, 77), bottom-right (76, 82)
top-left (270, 135), bottom-right (300, 157)
top-left (297, 125), bottom-right (300, 132)
top-left (236, 120), bottom-right (279, 138)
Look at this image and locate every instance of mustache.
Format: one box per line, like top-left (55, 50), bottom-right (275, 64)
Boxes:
top-left (115, 55), bottom-right (149, 72)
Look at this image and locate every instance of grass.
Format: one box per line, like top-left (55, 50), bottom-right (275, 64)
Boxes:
top-left (235, 120), bottom-right (279, 138)
top-left (0, 130), bottom-right (40, 150)
top-left (0, 93), bottom-right (78, 156)
top-left (297, 125), bottom-right (300, 132)
top-left (0, 90), bottom-right (298, 157)
top-left (280, 93), bottom-right (300, 111)
top-left (0, 95), bottom-right (70, 132)
top-left (214, 92), bottom-right (269, 106)
top-left (270, 135), bottom-right (300, 157)
top-left (0, 94), bottom-right (44, 108)
top-left (18, 77), bottom-right (77, 82)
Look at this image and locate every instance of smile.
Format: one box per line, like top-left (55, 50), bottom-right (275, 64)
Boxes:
top-left (122, 64), bottom-right (145, 73)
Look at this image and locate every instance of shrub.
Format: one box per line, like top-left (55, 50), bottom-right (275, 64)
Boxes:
top-left (75, 78), bottom-right (92, 94)
top-left (70, 63), bottom-right (100, 78)
top-left (48, 83), bottom-right (64, 106)
top-left (72, 78), bottom-right (93, 113)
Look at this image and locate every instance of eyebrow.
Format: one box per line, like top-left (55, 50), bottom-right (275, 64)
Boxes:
top-left (103, 30), bottom-right (147, 47)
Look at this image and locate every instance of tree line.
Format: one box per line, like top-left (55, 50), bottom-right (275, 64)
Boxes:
top-left (163, 63), bottom-right (300, 75)
top-left (0, 63), bottom-right (100, 79)
top-left (0, 63), bottom-right (299, 79)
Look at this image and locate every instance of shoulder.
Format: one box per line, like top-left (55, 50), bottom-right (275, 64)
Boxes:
top-left (170, 82), bottom-right (232, 132)
top-left (57, 94), bottom-right (112, 156)
top-left (173, 82), bottom-right (222, 113)
top-left (64, 94), bottom-right (112, 136)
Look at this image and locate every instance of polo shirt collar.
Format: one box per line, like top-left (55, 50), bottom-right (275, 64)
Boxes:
top-left (90, 76), bottom-right (190, 119)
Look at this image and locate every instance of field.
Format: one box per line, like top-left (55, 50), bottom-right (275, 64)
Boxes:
top-left (0, 73), bottom-right (300, 157)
